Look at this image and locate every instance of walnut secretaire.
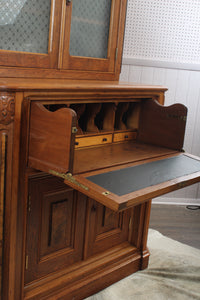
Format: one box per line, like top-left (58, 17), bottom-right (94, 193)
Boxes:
top-left (0, 1), bottom-right (200, 300)
top-left (1, 79), bottom-right (200, 300)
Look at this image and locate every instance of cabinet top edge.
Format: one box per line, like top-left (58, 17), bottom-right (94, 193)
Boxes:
top-left (0, 79), bottom-right (168, 92)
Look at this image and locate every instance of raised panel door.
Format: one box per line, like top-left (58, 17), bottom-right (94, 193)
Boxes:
top-left (25, 175), bottom-right (87, 284)
top-left (84, 199), bottom-right (130, 258)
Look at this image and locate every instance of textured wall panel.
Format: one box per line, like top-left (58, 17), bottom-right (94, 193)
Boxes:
top-left (123, 0), bottom-right (200, 65)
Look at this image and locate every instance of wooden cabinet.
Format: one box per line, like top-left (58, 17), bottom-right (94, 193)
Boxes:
top-left (25, 175), bottom-right (131, 284)
top-left (1, 2), bottom-right (199, 299)
top-left (1, 80), bottom-right (200, 300)
top-left (0, 0), bottom-right (127, 80)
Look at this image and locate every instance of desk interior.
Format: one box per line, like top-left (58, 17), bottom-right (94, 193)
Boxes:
top-left (74, 141), bottom-right (178, 174)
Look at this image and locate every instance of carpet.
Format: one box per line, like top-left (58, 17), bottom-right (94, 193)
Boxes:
top-left (86, 229), bottom-right (200, 300)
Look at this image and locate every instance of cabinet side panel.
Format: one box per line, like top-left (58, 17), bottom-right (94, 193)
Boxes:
top-left (138, 99), bottom-right (187, 150)
top-left (28, 102), bottom-right (77, 174)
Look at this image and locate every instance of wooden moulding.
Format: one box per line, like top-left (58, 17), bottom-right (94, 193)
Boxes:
top-left (24, 243), bottom-right (147, 300)
top-left (28, 102), bottom-right (77, 174)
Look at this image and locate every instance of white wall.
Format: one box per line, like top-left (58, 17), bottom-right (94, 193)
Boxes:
top-left (120, 64), bottom-right (200, 205)
top-left (119, 0), bottom-right (200, 205)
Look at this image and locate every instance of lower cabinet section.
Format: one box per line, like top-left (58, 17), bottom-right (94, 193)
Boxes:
top-left (24, 174), bottom-right (151, 299)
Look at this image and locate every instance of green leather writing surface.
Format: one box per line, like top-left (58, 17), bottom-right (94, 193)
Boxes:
top-left (87, 155), bottom-right (200, 196)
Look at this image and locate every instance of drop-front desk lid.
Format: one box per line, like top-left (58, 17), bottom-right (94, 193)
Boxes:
top-left (27, 103), bottom-right (200, 212)
top-left (53, 153), bottom-right (200, 212)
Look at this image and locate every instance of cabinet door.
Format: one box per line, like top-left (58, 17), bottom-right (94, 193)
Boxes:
top-left (25, 176), bottom-right (87, 284)
top-left (62, 0), bottom-right (124, 72)
top-left (84, 199), bottom-right (130, 258)
top-left (0, 0), bottom-right (62, 68)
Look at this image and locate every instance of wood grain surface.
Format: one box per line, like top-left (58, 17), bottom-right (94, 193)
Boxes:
top-left (28, 102), bottom-right (77, 173)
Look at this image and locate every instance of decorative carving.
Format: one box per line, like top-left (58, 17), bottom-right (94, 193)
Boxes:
top-left (0, 94), bottom-right (15, 125)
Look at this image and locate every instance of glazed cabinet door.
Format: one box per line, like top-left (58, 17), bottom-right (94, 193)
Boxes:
top-left (25, 175), bottom-right (87, 284)
top-left (61, 0), bottom-right (126, 72)
top-left (0, 0), bottom-right (62, 68)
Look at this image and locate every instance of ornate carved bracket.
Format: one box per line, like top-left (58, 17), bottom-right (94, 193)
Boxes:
top-left (0, 93), bottom-right (15, 125)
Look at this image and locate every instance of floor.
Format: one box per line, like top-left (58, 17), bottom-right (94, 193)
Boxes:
top-left (149, 204), bottom-right (200, 249)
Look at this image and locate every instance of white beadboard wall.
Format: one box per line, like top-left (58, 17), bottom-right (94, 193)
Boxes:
top-left (120, 65), bottom-right (200, 205)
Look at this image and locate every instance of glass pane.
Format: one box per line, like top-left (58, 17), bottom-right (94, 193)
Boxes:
top-left (69, 0), bottom-right (112, 59)
top-left (0, 0), bottom-right (51, 53)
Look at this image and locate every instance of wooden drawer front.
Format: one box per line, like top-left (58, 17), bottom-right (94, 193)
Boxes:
top-left (113, 131), bottom-right (137, 143)
top-left (75, 134), bottom-right (112, 148)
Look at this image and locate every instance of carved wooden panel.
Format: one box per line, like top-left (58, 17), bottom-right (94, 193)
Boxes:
top-left (84, 199), bottom-right (130, 258)
top-left (25, 176), bottom-right (87, 284)
top-left (0, 93), bottom-right (15, 125)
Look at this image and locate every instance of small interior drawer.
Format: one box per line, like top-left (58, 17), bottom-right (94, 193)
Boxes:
top-left (75, 134), bottom-right (112, 148)
top-left (113, 131), bottom-right (137, 143)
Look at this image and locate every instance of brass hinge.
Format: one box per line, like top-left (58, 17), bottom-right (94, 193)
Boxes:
top-left (49, 170), bottom-right (89, 191)
top-left (25, 255), bottom-right (29, 270)
top-left (115, 48), bottom-right (118, 61)
top-left (72, 127), bottom-right (78, 134)
top-left (102, 191), bottom-right (110, 196)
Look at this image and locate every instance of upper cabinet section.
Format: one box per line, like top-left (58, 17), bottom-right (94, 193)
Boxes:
top-left (0, 0), bottom-right (127, 80)
top-left (0, 0), bottom-right (62, 68)
top-left (62, 0), bottom-right (121, 73)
